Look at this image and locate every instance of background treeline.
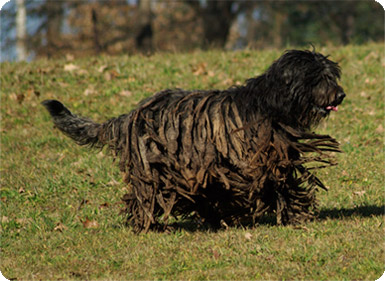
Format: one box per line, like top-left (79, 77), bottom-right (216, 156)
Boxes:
top-left (1, 0), bottom-right (383, 61)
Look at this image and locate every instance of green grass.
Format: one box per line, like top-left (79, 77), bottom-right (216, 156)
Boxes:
top-left (1, 44), bottom-right (384, 280)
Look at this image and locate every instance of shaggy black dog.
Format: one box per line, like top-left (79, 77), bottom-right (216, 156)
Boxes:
top-left (42, 50), bottom-right (345, 233)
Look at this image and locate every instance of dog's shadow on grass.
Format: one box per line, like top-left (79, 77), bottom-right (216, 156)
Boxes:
top-left (317, 204), bottom-right (385, 220)
top-left (258, 204), bottom-right (385, 226)
top-left (171, 204), bottom-right (385, 232)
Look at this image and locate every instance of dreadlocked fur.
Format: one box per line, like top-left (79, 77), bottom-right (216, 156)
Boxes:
top-left (42, 50), bottom-right (346, 233)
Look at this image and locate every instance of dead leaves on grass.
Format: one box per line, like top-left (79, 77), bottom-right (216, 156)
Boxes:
top-left (52, 218), bottom-right (100, 231)
top-left (244, 232), bottom-right (253, 240)
top-left (84, 85), bottom-right (97, 96)
top-left (353, 190), bottom-right (366, 196)
top-left (54, 222), bottom-right (68, 232)
top-left (9, 88), bottom-right (40, 105)
top-left (53, 218), bottom-right (100, 232)
top-left (119, 90), bottom-right (133, 97)
top-left (191, 62), bottom-right (214, 77)
top-left (63, 63), bottom-right (80, 72)
top-left (211, 249), bottom-right (221, 260)
top-left (1, 216), bottom-right (10, 223)
top-left (1, 216), bottom-right (32, 230)
top-left (103, 69), bottom-right (120, 81)
top-left (63, 62), bottom-right (122, 82)
top-left (375, 124), bottom-right (384, 134)
top-left (191, 61), bottom-right (241, 87)
top-left (81, 217), bottom-right (99, 229)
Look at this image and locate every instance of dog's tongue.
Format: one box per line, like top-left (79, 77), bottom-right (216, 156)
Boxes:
top-left (326, 105), bottom-right (338, 112)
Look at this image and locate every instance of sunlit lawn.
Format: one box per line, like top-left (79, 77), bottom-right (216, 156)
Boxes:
top-left (1, 43), bottom-right (384, 280)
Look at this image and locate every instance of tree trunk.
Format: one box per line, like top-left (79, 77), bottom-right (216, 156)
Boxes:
top-left (16, 0), bottom-right (27, 61)
top-left (201, 1), bottom-right (234, 48)
top-left (45, 1), bottom-right (63, 57)
top-left (340, 13), bottom-right (354, 45)
top-left (136, 0), bottom-right (153, 52)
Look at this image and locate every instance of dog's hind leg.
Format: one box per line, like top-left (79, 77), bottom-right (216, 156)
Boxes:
top-left (122, 181), bottom-right (161, 233)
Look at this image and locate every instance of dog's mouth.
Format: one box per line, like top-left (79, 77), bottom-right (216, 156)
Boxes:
top-left (325, 104), bottom-right (339, 112)
top-left (314, 91), bottom-right (346, 117)
top-left (324, 91), bottom-right (346, 113)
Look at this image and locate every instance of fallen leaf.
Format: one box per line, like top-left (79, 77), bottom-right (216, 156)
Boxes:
top-left (364, 51), bottom-right (379, 62)
top-left (84, 86), bottom-right (96, 96)
top-left (360, 91), bottom-right (368, 97)
top-left (353, 191), bottom-right (366, 196)
top-left (375, 124), bottom-right (384, 134)
top-left (72, 160), bottom-right (82, 168)
top-left (222, 78), bottom-right (234, 86)
top-left (104, 70), bottom-right (119, 81)
top-left (54, 222), bottom-right (68, 232)
top-left (212, 249), bottom-right (220, 260)
top-left (88, 175), bottom-right (96, 185)
top-left (66, 54), bottom-right (75, 61)
top-left (192, 62), bottom-right (207, 76)
top-left (1, 216), bottom-right (9, 223)
top-left (9, 93), bottom-right (18, 101)
top-left (98, 65), bottom-right (108, 73)
top-left (16, 218), bottom-right (31, 225)
top-left (37, 67), bottom-right (51, 74)
top-left (58, 153), bottom-right (65, 162)
top-left (244, 232), bottom-right (252, 240)
top-left (82, 217), bottom-right (99, 229)
top-left (99, 202), bottom-right (110, 210)
top-left (293, 225), bottom-right (310, 231)
top-left (367, 110), bottom-right (376, 116)
top-left (104, 72), bottom-right (112, 81)
top-left (16, 93), bottom-right (25, 104)
top-left (78, 199), bottom-right (90, 210)
top-left (64, 63), bottom-right (79, 72)
top-left (18, 187), bottom-right (25, 194)
top-left (77, 69), bottom-right (88, 75)
top-left (107, 179), bottom-right (120, 186)
top-left (110, 69), bottom-right (120, 78)
top-left (119, 90), bottom-right (133, 97)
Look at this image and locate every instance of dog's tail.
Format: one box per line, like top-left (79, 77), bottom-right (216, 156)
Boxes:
top-left (42, 100), bottom-right (105, 148)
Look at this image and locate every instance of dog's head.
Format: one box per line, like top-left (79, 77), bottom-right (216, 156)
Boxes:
top-left (260, 50), bottom-right (346, 129)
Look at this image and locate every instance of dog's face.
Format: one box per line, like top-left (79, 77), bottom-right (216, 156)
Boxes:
top-left (268, 50), bottom-right (346, 128)
top-left (312, 79), bottom-right (346, 118)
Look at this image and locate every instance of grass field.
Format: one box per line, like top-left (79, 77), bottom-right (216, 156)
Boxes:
top-left (1, 44), bottom-right (384, 280)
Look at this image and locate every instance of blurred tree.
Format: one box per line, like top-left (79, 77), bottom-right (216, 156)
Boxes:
top-left (0, 0), bottom-right (383, 61)
top-left (136, 0), bottom-right (153, 52)
top-left (240, 1), bottom-right (384, 48)
top-left (152, 1), bottom-right (203, 51)
top-left (65, 1), bottom-right (135, 56)
top-left (186, 1), bottom-right (252, 48)
top-left (40, 1), bottom-right (65, 57)
top-left (15, 0), bottom-right (27, 61)
top-left (187, 1), bottom-right (235, 48)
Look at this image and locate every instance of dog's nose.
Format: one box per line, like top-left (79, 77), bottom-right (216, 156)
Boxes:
top-left (337, 91), bottom-right (346, 102)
